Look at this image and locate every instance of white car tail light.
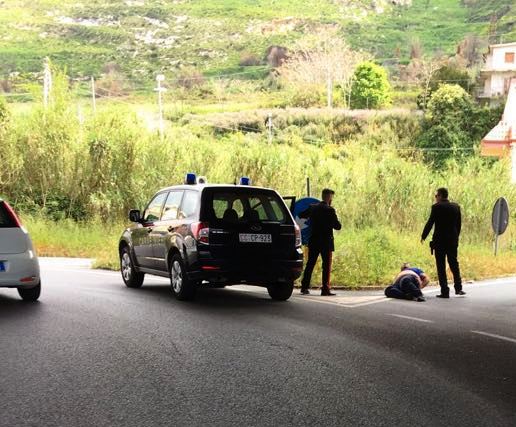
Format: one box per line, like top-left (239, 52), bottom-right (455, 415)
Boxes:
top-left (191, 222), bottom-right (210, 244)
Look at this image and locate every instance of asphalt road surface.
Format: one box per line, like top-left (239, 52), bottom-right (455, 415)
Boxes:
top-left (1, 258), bottom-right (516, 427)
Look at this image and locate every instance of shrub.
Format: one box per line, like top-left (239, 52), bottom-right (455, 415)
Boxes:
top-left (95, 70), bottom-right (130, 97)
top-left (350, 62), bottom-right (392, 109)
top-left (416, 64), bottom-right (472, 109)
top-left (239, 52), bottom-right (262, 66)
top-left (176, 67), bottom-right (205, 89)
top-left (265, 46), bottom-right (288, 68)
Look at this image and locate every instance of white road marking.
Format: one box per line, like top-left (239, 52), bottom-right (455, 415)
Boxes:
top-left (292, 294), bottom-right (390, 308)
top-left (388, 314), bottom-right (434, 323)
top-left (40, 263), bottom-right (516, 309)
top-left (471, 331), bottom-right (516, 344)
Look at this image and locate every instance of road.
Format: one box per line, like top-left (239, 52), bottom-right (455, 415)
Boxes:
top-left (1, 258), bottom-right (516, 427)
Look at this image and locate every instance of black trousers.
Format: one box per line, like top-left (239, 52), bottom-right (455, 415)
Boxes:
top-left (434, 245), bottom-right (462, 296)
top-left (385, 275), bottom-right (423, 299)
top-left (301, 245), bottom-right (332, 291)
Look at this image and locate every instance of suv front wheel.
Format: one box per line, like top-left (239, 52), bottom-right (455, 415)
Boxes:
top-left (267, 282), bottom-right (294, 301)
top-left (120, 246), bottom-right (145, 288)
top-left (169, 254), bottom-right (196, 301)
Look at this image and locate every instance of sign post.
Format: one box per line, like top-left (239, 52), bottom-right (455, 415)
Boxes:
top-left (492, 197), bottom-right (509, 256)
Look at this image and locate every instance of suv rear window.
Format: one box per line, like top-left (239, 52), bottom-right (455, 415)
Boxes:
top-left (206, 189), bottom-right (289, 224)
top-left (0, 202), bottom-right (17, 228)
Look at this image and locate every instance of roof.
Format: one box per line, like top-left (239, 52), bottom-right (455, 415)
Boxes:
top-left (155, 183), bottom-right (274, 194)
top-left (481, 78), bottom-right (516, 156)
top-left (488, 42), bottom-right (516, 52)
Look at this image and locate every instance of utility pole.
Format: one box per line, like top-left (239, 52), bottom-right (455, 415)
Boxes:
top-left (155, 74), bottom-right (167, 140)
top-left (348, 77), bottom-right (353, 109)
top-left (267, 112), bottom-right (273, 144)
top-left (91, 76), bottom-right (96, 114)
top-left (326, 70), bottom-right (333, 109)
top-left (43, 57), bottom-right (52, 108)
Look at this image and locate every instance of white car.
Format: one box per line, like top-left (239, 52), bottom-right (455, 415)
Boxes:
top-left (0, 199), bottom-right (41, 301)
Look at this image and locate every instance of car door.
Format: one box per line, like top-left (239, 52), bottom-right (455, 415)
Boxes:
top-left (152, 190), bottom-right (184, 271)
top-left (132, 192), bottom-right (167, 269)
top-left (177, 190), bottom-right (200, 267)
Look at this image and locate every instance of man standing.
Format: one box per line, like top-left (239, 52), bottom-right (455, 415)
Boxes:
top-left (421, 187), bottom-right (465, 298)
top-left (300, 189), bottom-right (341, 296)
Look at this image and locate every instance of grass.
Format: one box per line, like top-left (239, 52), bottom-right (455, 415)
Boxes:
top-left (1, 0), bottom-right (515, 79)
top-left (23, 215), bottom-right (124, 270)
top-left (22, 215), bottom-right (516, 288)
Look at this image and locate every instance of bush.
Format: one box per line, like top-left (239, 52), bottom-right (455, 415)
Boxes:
top-left (95, 70), bottom-right (130, 98)
top-left (239, 52), bottom-right (262, 66)
top-left (176, 67), bottom-right (205, 89)
top-left (350, 62), bottom-right (392, 109)
top-left (416, 64), bottom-right (471, 109)
top-left (417, 84), bottom-right (501, 165)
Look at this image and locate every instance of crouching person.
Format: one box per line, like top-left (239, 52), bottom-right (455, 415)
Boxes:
top-left (385, 263), bottom-right (429, 302)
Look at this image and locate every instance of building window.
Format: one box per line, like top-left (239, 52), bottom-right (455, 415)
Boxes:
top-left (505, 52), bottom-right (515, 64)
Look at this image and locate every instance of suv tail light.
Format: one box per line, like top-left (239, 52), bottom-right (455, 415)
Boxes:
top-left (294, 224), bottom-right (301, 247)
top-left (2, 201), bottom-right (22, 228)
top-left (191, 222), bottom-right (210, 244)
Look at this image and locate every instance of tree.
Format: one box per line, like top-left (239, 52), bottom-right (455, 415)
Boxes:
top-left (417, 84), bottom-right (474, 164)
top-left (349, 61), bottom-right (392, 109)
top-left (418, 84), bottom-right (504, 166)
top-left (278, 29), bottom-right (365, 107)
top-left (456, 35), bottom-right (486, 67)
top-left (417, 64), bottom-right (471, 109)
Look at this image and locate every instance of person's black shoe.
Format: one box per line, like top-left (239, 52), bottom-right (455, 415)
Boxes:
top-left (321, 291), bottom-right (336, 296)
top-left (436, 294), bottom-right (449, 299)
top-left (455, 290), bottom-right (466, 296)
top-left (416, 296), bottom-right (426, 302)
top-left (300, 289), bottom-right (310, 295)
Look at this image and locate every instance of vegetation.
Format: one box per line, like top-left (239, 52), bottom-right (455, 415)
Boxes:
top-left (0, 0), bottom-right (515, 80)
top-left (417, 84), bottom-right (503, 164)
top-left (2, 69), bottom-right (516, 287)
top-left (2, 1), bottom-right (516, 286)
top-left (350, 61), bottom-right (392, 109)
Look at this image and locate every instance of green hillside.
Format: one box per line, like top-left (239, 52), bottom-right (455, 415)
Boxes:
top-left (0, 0), bottom-right (515, 79)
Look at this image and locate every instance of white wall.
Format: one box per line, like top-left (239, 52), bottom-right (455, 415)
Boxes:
top-left (490, 45), bottom-right (516, 71)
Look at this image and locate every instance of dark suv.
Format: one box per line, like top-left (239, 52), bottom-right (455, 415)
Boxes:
top-left (119, 178), bottom-right (303, 301)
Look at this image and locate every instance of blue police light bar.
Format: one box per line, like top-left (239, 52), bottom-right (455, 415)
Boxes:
top-left (185, 173), bottom-right (197, 185)
top-left (239, 177), bottom-right (251, 185)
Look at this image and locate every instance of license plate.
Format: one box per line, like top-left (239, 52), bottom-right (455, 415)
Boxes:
top-left (239, 233), bottom-right (272, 243)
top-left (0, 261), bottom-right (5, 272)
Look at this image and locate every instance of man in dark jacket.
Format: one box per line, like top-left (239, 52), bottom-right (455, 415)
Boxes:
top-left (300, 189), bottom-right (342, 296)
top-left (421, 187), bottom-right (465, 298)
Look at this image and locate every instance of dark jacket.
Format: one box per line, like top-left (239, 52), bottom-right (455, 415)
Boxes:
top-left (301, 202), bottom-right (342, 251)
top-left (421, 199), bottom-right (461, 247)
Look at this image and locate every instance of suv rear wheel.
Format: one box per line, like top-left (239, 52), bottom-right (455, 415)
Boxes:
top-left (18, 282), bottom-right (41, 302)
top-left (120, 247), bottom-right (144, 288)
top-left (267, 282), bottom-right (294, 301)
top-left (169, 254), bottom-right (196, 301)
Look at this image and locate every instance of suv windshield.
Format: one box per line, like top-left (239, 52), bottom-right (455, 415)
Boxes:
top-left (205, 189), bottom-right (289, 224)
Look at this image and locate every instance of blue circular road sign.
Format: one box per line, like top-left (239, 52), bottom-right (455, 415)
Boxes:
top-left (293, 197), bottom-right (320, 245)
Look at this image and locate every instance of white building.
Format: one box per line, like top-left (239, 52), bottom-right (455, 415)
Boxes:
top-left (480, 42), bottom-right (516, 99)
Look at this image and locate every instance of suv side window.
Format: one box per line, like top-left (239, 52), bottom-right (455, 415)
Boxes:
top-left (161, 191), bottom-right (184, 221)
top-left (179, 191), bottom-right (198, 219)
top-left (143, 192), bottom-right (167, 223)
